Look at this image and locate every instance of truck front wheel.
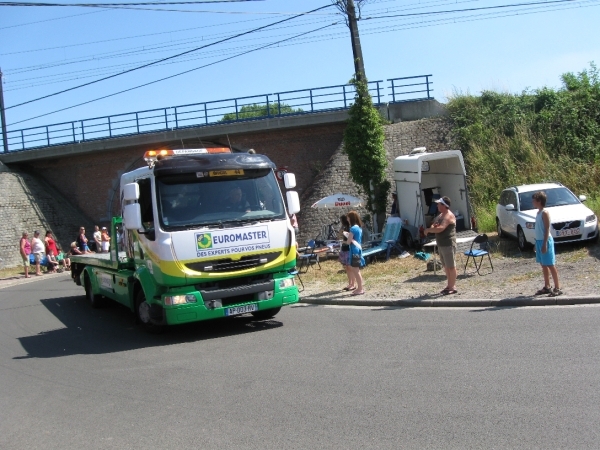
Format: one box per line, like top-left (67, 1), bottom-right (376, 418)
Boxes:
top-left (135, 290), bottom-right (166, 334)
top-left (251, 307), bottom-right (281, 320)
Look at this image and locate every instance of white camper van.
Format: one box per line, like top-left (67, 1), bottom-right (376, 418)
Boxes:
top-left (393, 148), bottom-right (473, 247)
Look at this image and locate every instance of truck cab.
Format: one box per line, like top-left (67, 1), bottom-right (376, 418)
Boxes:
top-left (72, 148), bottom-right (301, 331)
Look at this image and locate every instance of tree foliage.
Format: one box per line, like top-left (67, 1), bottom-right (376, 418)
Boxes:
top-left (447, 62), bottom-right (600, 230)
top-left (221, 102), bottom-right (302, 122)
top-left (343, 78), bottom-right (389, 220)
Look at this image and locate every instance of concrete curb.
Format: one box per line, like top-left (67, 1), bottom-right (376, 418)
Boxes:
top-left (299, 296), bottom-right (600, 308)
top-left (2, 274), bottom-right (599, 308)
top-left (0, 271), bottom-right (70, 290)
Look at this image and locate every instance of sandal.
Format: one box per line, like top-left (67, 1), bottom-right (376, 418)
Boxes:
top-left (351, 290), bottom-right (365, 296)
top-left (535, 286), bottom-right (551, 296)
top-left (440, 288), bottom-right (451, 294)
top-left (343, 285), bottom-right (356, 291)
top-left (548, 288), bottom-right (563, 297)
top-left (442, 289), bottom-right (458, 295)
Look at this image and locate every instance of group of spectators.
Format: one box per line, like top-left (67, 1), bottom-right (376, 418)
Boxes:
top-left (19, 230), bottom-right (70, 278)
top-left (75, 225), bottom-right (111, 254)
top-left (18, 224), bottom-right (119, 278)
top-left (333, 190), bottom-right (562, 299)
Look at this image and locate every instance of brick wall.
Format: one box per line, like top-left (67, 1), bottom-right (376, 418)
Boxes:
top-left (25, 123), bottom-right (346, 223)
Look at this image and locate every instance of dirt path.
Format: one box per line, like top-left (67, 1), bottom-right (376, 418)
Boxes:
top-left (300, 236), bottom-right (600, 300)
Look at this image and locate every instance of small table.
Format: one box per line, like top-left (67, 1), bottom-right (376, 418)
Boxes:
top-left (422, 236), bottom-right (477, 275)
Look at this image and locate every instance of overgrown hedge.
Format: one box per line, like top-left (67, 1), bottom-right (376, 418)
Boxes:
top-left (447, 63), bottom-right (600, 230)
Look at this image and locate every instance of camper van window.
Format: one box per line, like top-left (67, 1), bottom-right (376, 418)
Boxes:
top-left (156, 170), bottom-right (286, 230)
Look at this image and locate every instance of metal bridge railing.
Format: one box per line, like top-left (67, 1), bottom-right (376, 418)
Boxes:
top-left (2, 75), bottom-right (432, 153)
top-left (388, 74), bottom-right (433, 103)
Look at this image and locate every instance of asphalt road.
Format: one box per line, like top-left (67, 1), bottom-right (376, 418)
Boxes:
top-left (1, 275), bottom-right (600, 449)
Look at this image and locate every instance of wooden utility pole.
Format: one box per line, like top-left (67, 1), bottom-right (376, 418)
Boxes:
top-left (344, 0), bottom-right (367, 83)
top-left (0, 69), bottom-right (8, 153)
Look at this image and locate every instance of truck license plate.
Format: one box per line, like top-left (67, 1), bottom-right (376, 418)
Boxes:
top-left (224, 303), bottom-right (258, 316)
top-left (557, 227), bottom-right (579, 237)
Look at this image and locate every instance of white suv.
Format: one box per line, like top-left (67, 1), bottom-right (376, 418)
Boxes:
top-left (496, 182), bottom-right (598, 251)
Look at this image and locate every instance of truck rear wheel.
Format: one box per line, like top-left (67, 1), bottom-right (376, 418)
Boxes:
top-left (84, 274), bottom-right (104, 309)
top-left (135, 290), bottom-right (166, 334)
top-left (251, 307), bottom-right (281, 320)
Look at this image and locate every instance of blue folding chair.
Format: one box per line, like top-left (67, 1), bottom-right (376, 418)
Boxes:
top-left (464, 234), bottom-right (493, 275)
top-left (362, 217), bottom-right (403, 264)
top-left (297, 240), bottom-right (321, 273)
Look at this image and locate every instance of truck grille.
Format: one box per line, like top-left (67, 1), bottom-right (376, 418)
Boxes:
top-left (185, 252), bottom-right (281, 273)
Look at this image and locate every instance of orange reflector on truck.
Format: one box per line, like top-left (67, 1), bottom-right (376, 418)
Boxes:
top-left (143, 147), bottom-right (231, 165)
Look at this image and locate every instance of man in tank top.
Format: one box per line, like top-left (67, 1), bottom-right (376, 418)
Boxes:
top-left (424, 196), bottom-right (457, 295)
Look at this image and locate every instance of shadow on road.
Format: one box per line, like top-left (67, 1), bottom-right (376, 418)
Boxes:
top-left (14, 295), bottom-right (282, 359)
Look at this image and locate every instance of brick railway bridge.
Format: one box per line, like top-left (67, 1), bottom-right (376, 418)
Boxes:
top-left (1, 99), bottom-right (445, 224)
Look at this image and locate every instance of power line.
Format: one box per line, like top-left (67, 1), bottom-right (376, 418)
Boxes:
top-left (4, 14), bottom-right (333, 73)
top-left (362, 0), bottom-right (582, 19)
top-left (0, 0), bottom-right (263, 6)
top-left (5, 3), bottom-right (335, 110)
top-left (0, 8), bottom-right (106, 30)
top-left (6, 0), bottom-right (597, 122)
top-left (8, 21), bottom-right (339, 126)
top-left (6, 0), bottom-right (596, 90)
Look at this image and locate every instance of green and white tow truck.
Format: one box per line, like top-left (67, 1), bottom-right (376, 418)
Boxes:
top-left (70, 148), bottom-right (301, 332)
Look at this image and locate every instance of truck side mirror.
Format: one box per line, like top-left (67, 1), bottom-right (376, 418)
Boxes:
top-left (286, 191), bottom-right (300, 214)
top-left (284, 173), bottom-right (296, 189)
top-left (505, 204), bottom-right (515, 211)
top-left (123, 183), bottom-right (140, 201)
top-left (123, 203), bottom-right (143, 230)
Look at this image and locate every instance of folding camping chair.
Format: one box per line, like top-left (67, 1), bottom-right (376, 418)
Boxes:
top-left (463, 234), bottom-right (494, 275)
top-left (297, 240), bottom-right (321, 273)
top-left (361, 217), bottom-right (403, 264)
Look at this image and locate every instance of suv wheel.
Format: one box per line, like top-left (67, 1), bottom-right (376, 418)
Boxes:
top-left (517, 227), bottom-right (530, 251)
top-left (496, 218), bottom-right (504, 238)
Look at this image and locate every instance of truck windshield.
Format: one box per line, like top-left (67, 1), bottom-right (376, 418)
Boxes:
top-left (156, 169), bottom-right (287, 230)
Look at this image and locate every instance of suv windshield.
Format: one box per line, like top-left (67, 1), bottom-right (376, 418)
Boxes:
top-left (156, 169), bottom-right (286, 230)
top-left (518, 187), bottom-right (580, 211)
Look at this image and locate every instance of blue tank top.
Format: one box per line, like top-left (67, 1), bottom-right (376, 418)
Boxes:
top-left (535, 210), bottom-right (550, 241)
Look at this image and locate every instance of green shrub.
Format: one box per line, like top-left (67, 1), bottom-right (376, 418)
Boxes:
top-left (448, 63), bottom-right (600, 228)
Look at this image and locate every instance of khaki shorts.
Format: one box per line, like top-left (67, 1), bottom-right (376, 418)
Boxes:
top-left (438, 245), bottom-right (456, 269)
top-left (34, 252), bottom-right (44, 263)
top-left (22, 255), bottom-right (30, 267)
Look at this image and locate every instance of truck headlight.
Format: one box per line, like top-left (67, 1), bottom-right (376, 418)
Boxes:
top-left (525, 222), bottom-right (535, 229)
top-left (278, 278), bottom-right (295, 289)
top-left (585, 214), bottom-right (597, 223)
top-left (164, 294), bottom-right (197, 305)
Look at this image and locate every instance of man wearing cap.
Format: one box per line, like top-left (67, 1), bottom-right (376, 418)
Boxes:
top-left (424, 196), bottom-right (457, 295)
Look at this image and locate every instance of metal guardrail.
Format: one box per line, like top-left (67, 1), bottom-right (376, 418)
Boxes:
top-left (1, 75), bottom-right (433, 152)
top-left (388, 75), bottom-right (433, 103)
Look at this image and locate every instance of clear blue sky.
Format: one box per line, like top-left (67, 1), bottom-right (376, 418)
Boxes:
top-left (1, 0), bottom-right (599, 131)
